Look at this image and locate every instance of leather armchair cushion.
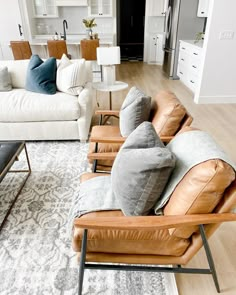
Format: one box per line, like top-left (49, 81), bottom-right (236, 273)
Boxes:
top-left (111, 122), bottom-right (176, 216)
top-left (73, 210), bottom-right (190, 256)
top-left (150, 90), bottom-right (187, 136)
top-left (119, 86), bottom-right (151, 137)
top-left (164, 159), bottom-right (235, 238)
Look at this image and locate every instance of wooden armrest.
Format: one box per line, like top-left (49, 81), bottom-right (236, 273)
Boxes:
top-left (90, 136), bottom-right (126, 143)
top-left (74, 213), bottom-right (236, 231)
top-left (160, 136), bottom-right (174, 143)
top-left (87, 152), bottom-right (118, 160)
top-left (90, 135), bottom-right (172, 144)
top-left (95, 110), bottom-right (120, 116)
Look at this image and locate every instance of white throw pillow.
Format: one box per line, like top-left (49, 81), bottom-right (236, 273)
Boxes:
top-left (56, 54), bottom-right (86, 95)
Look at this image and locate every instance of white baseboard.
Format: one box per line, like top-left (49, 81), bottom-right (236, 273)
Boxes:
top-left (164, 273), bottom-right (179, 295)
top-left (194, 95), bottom-right (236, 104)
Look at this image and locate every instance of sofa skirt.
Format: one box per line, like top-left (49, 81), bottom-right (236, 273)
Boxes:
top-left (0, 121), bottom-right (85, 141)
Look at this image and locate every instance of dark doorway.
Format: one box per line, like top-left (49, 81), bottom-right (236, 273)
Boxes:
top-left (117, 0), bottom-right (146, 61)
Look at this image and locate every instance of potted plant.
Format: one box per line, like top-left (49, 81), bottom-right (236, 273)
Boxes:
top-left (194, 32), bottom-right (205, 43)
top-left (82, 18), bottom-right (97, 39)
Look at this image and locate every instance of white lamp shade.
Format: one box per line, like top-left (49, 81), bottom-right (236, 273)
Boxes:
top-left (96, 46), bottom-right (121, 65)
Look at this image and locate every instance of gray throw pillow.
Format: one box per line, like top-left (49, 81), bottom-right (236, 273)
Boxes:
top-left (0, 66), bottom-right (12, 91)
top-left (111, 121), bottom-right (176, 216)
top-left (119, 86), bottom-right (151, 137)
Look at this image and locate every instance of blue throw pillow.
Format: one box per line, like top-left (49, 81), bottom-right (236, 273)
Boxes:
top-left (25, 54), bottom-right (57, 95)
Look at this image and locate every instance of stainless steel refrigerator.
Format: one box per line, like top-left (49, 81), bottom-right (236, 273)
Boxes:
top-left (162, 0), bottom-right (205, 79)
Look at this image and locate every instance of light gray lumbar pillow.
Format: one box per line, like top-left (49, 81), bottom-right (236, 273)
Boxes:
top-left (0, 66), bottom-right (12, 91)
top-left (119, 86), bottom-right (151, 137)
top-left (111, 121), bottom-right (176, 216)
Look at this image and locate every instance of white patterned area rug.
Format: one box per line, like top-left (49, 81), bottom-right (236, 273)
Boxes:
top-left (0, 141), bottom-right (179, 295)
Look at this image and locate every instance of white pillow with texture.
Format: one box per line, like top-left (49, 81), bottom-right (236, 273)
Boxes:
top-left (56, 54), bottom-right (86, 95)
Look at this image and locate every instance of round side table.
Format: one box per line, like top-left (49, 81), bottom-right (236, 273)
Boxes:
top-left (92, 81), bottom-right (128, 110)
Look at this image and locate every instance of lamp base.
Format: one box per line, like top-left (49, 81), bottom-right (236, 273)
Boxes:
top-left (103, 65), bottom-right (116, 85)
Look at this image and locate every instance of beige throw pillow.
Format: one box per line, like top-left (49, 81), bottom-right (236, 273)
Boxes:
top-left (56, 54), bottom-right (86, 95)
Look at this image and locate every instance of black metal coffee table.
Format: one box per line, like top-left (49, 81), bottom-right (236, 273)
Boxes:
top-left (0, 141), bottom-right (31, 232)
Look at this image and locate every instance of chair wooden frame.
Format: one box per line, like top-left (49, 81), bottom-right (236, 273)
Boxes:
top-left (88, 109), bottom-right (193, 172)
top-left (75, 213), bottom-right (236, 294)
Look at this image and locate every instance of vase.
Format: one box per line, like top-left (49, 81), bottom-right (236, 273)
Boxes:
top-left (86, 28), bottom-right (92, 39)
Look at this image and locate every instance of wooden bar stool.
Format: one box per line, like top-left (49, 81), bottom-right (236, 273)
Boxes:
top-left (80, 39), bottom-right (102, 80)
top-left (47, 40), bottom-right (70, 59)
top-left (10, 41), bottom-right (32, 60)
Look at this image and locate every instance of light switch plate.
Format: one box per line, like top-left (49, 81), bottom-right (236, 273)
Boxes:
top-left (219, 31), bottom-right (234, 40)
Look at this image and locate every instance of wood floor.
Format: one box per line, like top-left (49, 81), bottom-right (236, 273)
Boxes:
top-left (94, 62), bottom-right (236, 295)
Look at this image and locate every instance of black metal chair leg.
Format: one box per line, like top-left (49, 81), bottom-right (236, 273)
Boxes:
top-left (92, 142), bottom-right (99, 173)
top-left (78, 229), bottom-right (88, 295)
top-left (199, 224), bottom-right (221, 293)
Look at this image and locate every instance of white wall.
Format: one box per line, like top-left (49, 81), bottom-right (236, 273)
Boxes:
top-left (195, 0), bottom-right (236, 103)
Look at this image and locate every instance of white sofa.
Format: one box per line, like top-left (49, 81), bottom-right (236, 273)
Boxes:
top-left (0, 59), bottom-right (94, 141)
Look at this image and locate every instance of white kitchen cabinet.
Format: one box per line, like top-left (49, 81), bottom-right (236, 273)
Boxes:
top-left (146, 0), bottom-right (168, 17)
top-left (56, 0), bottom-right (88, 6)
top-left (33, 0), bottom-right (58, 18)
top-left (0, 0), bottom-right (29, 59)
top-left (88, 0), bottom-right (112, 17)
top-left (177, 40), bottom-right (203, 93)
top-left (148, 34), bottom-right (164, 64)
top-left (197, 0), bottom-right (209, 17)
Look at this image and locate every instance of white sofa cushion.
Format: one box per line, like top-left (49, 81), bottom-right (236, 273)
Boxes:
top-left (0, 89), bottom-right (80, 122)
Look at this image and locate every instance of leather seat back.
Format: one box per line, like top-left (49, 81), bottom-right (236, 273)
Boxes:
top-left (150, 90), bottom-right (192, 136)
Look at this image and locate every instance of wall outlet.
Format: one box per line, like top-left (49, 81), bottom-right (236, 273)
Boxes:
top-left (219, 31), bottom-right (234, 40)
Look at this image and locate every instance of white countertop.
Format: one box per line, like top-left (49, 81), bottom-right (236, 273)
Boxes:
top-left (31, 34), bottom-right (113, 46)
top-left (30, 39), bottom-right (113, 46)
top-left (180, 40), bottom-right (204, 48)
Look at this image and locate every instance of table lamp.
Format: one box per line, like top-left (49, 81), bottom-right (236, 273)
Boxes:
top-left (96, 46), bottom-right (121, 85)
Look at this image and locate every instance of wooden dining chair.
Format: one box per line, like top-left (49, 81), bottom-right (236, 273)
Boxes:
top-left (47, 40), bottom-right (70, 59)
top-left (10, 41), bottom-right (32, 60)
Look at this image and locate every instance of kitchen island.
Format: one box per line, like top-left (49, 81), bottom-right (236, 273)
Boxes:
top-left (30, 34), bottom-right (113, 59)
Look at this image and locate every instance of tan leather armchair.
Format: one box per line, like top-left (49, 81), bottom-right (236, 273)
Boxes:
top-left (89, 90), bottom-right (193, 172)
top-left (73, 133), bottom-right (236, 294)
